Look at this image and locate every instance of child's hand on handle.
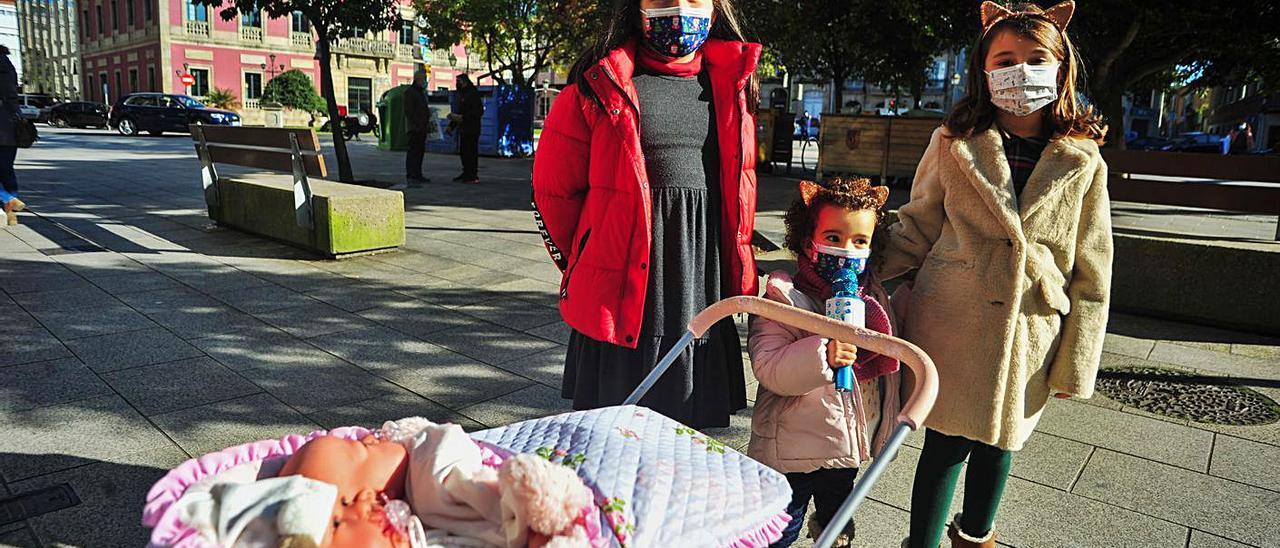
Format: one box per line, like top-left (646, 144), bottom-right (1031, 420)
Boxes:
top-left (826, 339), bottom-right (858, 369)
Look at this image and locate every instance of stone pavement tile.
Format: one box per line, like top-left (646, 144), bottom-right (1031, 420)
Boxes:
top-left (1230, 342), bottom-right (1280, 361)
top-left (1011, 432), bottom-right (1094, 491)
top-left (1, 264), bottom-right (92, 295)
top-left (457, 384), bottom-right (571, 428)
top-left (456, 298), bottom-right (562, 331)
top-left (88, 269), bottom-right (185, 295)
top-left (305, 388), bottom-right (485, 432)
top-left (241, 359), bottom-right (404, 411)
top-left (490, 345), bottom-right (565, 388)
top-left (1149, 341), bottom-right (1279, 381)
top-left (524, 322), bottom-right (570, 345)
top-left (1035, 398), bottom-right (1214, 472)
top-left (487, 277), bottom-right (560, 306)
top-left (151, 393), bottom-right (320, 457)
top-left (866, 444), bottom-right (964, 511)
top-left (1074, 449), bottom-right (1278, 547)
top-left (998, 472), bottom-right (1188, 548)
top-left (65, 327), bottom-right (204, 373)
top-left (0, 357), bottom-right (113, 414)
top-left (49, 251), bottom-right (150, 279)
top-left (254, 302), bottom-right (375, 338)
top-left (144, 304), bottom-right (270, 339)
top-left (305, 282), bottom-right (408, 312)
top-left (422, 323), bottom-right (559, 367)
top-left (101, 356), bottom-right (262, 416)
top-left (207, 283), bottom-right (317, 314)
top-left (191, 328), bottom-right (337, 372)
top-left (0, 326), bottom-right (72, 367)
top-left (9, 285), bottom-right (120, 313)
top-left (368, 251), bottom-right (469, 274)
top-left (356, 299), bottom-right (473, 339)
top-left (0, 395), bottom-right (177, 481)
top-left (1167, 340), bottom-right (1234, 353)
top-left (432, 263), bottom-right (507, 284)
top-left (1102, 334), bottom-right (1154, 359)
top-left (700, 407), bottom-right (754, 452)
top-left (1209, 434), bottom-right (1280, 492)
top-left (0, 527), bottom-right (39, 546)
top-left (307, 326), bottom-right (528, 409)
top-left (158, 266), bottom-right (273, 293)
top-left (11, 444), bottom-right (188, 548)
top-left (1189, 530), bottom-right (1253, 548)
top-left (113, 286), bottom-right (220, 312)
top-left (28, 303), bottom-right (158, 340)
top-left (400, 277), bottom-right (512, 309)
top-left (842, 499), bottom-right (910, 548)
top-left (254, 265), bottom-right (357, 293)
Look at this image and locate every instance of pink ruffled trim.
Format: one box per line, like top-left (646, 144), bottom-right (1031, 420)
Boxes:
top-left (726, 511), bottom-right (791, 548)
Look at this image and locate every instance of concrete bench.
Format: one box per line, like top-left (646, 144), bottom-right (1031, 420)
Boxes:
top-left (192, 125), bottom-right (404, 258)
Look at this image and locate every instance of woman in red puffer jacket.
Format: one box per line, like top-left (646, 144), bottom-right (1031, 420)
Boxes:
top-left (531, 0), bottom-right (760, 428)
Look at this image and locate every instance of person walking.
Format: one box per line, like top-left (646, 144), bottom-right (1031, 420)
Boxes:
top-left (394, 70), bottom-right (431, 191)
top-left (531, 0), bottom-right (761, 429)
top-left (1228, 122), bottom-right (1254, 155)
top-left (450, 75), bottom-right (483, 184)
top-left (0, 46), bottom-right (23, 226)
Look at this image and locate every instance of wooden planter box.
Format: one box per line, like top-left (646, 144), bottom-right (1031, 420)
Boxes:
top-left (816, 115), bottom-right (940, 181)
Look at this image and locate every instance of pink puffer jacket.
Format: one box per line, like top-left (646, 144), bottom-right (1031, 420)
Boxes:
top-left (747, 271), bottom-right (903, 474)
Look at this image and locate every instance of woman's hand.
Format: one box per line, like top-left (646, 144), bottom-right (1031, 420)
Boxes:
top-left (1053, 393), bottom-right (1070, 399)
top-left (826, 339), bottom-right (858, 369)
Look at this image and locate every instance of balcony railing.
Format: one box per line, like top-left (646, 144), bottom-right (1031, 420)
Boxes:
top-left (244, 99), bottom-right (261, 110)
top-left (240, 26), bottom-right (262, 42)
top-left (332, 37), bottom-right (395, 58)
top-left (396, 44), bottom-right (416, 60)
top-left (291, 32), bottom-right (312, 48)
top-left (184, 20), bottom-right (210, 37)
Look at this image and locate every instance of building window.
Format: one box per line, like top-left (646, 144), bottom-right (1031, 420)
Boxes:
top-left (144, 0), bottom-right (152, 20)
top-left (398, 19), bottom-right (414, 45)
top-left (185, 0), bottom-right (207, 22)
top-left (127, 0), bottom-right (135, 26)
top-left (241, 5), bottom-right (261, 27)
top-left (190, 68), bottom-right (210, 96)
top-left (347, 77), bottom-right (372, 113)
top-left (244, 72), bottom-right (262, 100)
top-left (115, 70), bottom-right (122, 97)
top-left (128, 68), bottom-right (138, 92)
top-left (147, 66), bottom-right (155, 91)
top-left (82, 10), bottom-right (89, 37)
top-left (98, 72), bottom-right (108, 102)
top-left (95, 5), bottom-right (103, 34)
top-left (85, 75), bottom-right (93, 99)
top-left (290, 11), bottom-right (309, 33)
top-left (110, 0), bottom-right (118, 31)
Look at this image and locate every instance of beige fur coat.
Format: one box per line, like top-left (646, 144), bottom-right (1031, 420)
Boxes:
top-left (876, 127), bottom-right (1113, 451)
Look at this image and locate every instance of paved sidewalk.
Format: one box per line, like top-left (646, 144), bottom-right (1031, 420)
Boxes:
top-left (0, 128), bottom-right (1277, 547)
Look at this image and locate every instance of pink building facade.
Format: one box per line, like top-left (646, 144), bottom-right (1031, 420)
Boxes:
top-left (80, 0), bottom-right (488, 124)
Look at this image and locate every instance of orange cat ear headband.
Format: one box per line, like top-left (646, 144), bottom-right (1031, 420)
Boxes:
top-left (799, 180), bottom-right (889, 209)
top-left (980, 0), bottom-right (1075, 36)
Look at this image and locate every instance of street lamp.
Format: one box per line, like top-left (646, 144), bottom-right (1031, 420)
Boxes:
top-left (260, 53), bottom-right (285, 80)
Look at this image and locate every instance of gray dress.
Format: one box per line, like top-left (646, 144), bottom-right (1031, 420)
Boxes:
top-left (562, 70), bottom-right (747, 429)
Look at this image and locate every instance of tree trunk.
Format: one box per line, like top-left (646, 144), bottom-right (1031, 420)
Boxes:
top-left (316, 30), bottom-right (354, 182)
top-left (830, 70), bottom-right (845, 114)
top-left (1099, 86), bottom-right (1127, 150)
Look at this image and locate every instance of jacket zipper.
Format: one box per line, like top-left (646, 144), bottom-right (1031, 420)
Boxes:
top-left (560, 228), bottom-right (591, 300)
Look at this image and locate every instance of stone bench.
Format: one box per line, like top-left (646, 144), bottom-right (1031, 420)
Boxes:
top-left (191, 125), bottom-right (404, 258)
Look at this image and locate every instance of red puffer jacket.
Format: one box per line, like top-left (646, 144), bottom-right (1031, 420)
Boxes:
top-left (532, 39), bottom-right (762, 349)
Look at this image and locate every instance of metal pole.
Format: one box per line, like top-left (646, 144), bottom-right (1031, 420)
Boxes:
top-left (622, 331), bottom-right (696, 406)
top-left (813, 422), bottom-right (913, 548)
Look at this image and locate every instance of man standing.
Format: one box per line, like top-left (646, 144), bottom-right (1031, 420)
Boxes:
top-left (395, 70), bottom-right (431, 190)
top-left (450, 75), bottom-right (483, 184)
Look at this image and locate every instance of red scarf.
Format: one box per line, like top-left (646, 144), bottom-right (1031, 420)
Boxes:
top-left (794, 253), bottom-right (834, 302)
top-left (636, 45), bottom-right (703, 77)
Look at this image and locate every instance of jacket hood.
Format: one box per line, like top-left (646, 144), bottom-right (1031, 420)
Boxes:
top-left (598, 38), bottom-right (762, 90)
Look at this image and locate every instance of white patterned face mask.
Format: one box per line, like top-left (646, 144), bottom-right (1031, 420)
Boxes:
top-left (985, 63), bottom-right (1059, 117)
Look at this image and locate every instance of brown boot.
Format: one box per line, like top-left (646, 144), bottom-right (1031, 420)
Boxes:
top-left (807, 515), bottom-right (855, 548)
top-left (947, 514), bottom-right (996, 548)
top-left (4, 197), bottom-right (23, 226)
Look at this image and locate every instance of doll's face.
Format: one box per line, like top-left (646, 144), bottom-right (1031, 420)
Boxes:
top-left (812, 204), bottom-right (876, 251)
top-left (280, 435), bottom-right (411, 548)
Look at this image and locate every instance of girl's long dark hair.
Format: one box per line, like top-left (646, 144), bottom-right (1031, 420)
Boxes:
top-left (567, 0), bottom-right (759, 107)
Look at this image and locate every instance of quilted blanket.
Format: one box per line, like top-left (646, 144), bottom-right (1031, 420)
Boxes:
top-left (472, 405), bottom-right (792, 547)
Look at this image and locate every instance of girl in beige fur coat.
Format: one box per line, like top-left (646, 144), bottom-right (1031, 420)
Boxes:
top-left (876, 2), bottom-right (1113, 547)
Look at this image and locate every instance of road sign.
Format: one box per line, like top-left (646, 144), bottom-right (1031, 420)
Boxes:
top-left (180, 73), bottom-right (195, 87)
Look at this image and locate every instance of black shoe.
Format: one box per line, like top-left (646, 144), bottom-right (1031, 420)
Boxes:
top-left (460, 177), bottom-right (480, 184)
top-left (451, 174), bottom-right (466, 182)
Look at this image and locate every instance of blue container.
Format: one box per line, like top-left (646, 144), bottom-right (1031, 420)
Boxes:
top-left (426, 85), bottom-right (534, 158)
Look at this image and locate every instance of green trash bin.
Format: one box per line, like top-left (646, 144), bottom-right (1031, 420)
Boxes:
top-left (378, 85), bottom-right (412, 151)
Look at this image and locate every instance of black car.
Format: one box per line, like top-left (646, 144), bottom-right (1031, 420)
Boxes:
top-left (1161, 132), bottom-right (1225, 154)
top-left (47, 102), bottom-right (109, 129)
top-left (109, 93), bottom-right (241, 136)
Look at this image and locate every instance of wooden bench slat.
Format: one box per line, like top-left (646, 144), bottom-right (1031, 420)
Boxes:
top-left (1102, 150), bottom-right (1280, 183)
top-left (208, 146), bottom-right (327, 178)
top-left (190, 125), bottom-right (321, 152)
top-left (1107, 175), bottom-right (1280, 215)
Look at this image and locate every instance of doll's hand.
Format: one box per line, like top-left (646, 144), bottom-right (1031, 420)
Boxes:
top-left (826, 340), bottom-right (858, 369)
top-left (1053, 393), bottom-right (1070, 399)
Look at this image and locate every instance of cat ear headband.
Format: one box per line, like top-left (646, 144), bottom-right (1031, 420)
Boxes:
top-left (980, 0), bottom-right (1075, 36)
top-left (798, 180), bottom-right (889, 208)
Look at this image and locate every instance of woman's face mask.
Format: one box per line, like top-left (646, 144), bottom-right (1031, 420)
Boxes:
top-left (986, 62), bottom-right (1059, 117)
top-left (640, 6), bottom-right (713, 57)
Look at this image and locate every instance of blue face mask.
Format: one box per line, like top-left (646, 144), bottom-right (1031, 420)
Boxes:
top-left (640, 6), bottom-right (713, 58)
top-left (812, 243), bottom-right (870, 295)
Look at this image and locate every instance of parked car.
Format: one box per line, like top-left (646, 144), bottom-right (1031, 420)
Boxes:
top-left (19, 93), bottom-right (58, 123)
top-left (1125, 136), bottom-right (1171, 151)
top-left (109, 93), bottom-right (241, 136)
top-left (1161, 132), bottom-right (1225, 153)
top-left (16, 104), bottom-right (40, 121)
top-left (47, 101), bottom-right (109, 128)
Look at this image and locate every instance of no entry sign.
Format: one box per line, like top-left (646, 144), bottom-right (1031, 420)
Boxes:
top-left (180, 73), bottom-right (195, 87)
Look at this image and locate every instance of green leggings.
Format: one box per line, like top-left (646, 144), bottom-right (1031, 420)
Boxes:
top-left (907, 429), bottom-right (1013, 548)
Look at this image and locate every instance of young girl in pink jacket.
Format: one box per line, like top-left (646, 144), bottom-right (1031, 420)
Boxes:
top-left (748, 178), bottom-right (902, 547)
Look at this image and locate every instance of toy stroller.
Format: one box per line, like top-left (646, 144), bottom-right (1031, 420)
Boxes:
top-left (144, 296), bottom-right (937, 547)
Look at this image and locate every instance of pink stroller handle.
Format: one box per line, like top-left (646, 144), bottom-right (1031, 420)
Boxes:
top-left (688, 296), bottom-right (938, 430)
